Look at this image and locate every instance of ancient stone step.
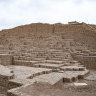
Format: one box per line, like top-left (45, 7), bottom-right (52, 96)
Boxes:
top-left (31, 69), bottom-right (89, 85)
top-left (44, 60), bottom-right (65, 64)
top-left (14, 60), bottom-right (40, 66)
top-left (31, 58), bottom-right (46, 61)
top-left (7, 65), bottom-right (53, 86)
top-left (33, 63), bottom-right (64, 69)
top-left (60, 66), bottom-right (85, 71)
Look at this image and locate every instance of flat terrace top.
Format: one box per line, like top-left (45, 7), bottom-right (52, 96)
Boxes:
top-left (34, 63), bottom-right (64, 67)
top-left (7, 65), bottom-right (52, 79)
top-left (7, 65), bottom-right (89, 85)
top-left (31, 70), bottom-right (89, 85)
top-left (0, 65), bottom-right (13, 76)
top-left (60, 66), bottom-right (85, 69)
top-left (44, 60), bottom-right (66, 64)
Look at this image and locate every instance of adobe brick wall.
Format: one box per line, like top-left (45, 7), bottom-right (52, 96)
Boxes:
top-left (0, 54), bottom-right (13, 65)
top-left (0, 22), bottom-right (96, 51)
top-left (8, 81), bottom-right (22, 90)
top-left (0, 65), bottom-right (14, 88)
top-left (82, 56), bottom-right (96, 69)
top-left (13, 60), bottom-right (39, 66)
top-left (54, 24), bottom-right (87, 33)
top-left (71, 52), bottom-right (96, 69)
top-left (0, 74), bottom-right (14, 88)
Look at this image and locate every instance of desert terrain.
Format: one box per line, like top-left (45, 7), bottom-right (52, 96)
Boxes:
top-left (0, 21), bottom-right (96, 96)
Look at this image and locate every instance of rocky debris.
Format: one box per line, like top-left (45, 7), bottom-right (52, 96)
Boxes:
top-left (73, 83), bottom-right (88, 88)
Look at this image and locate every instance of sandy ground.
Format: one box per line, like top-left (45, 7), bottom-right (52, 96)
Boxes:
top-left (0, 69), bottom-right (96, 96)
top-left (14, 79), bottom-right (96, 96)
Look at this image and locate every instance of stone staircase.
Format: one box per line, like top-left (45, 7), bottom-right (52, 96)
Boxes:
top-left (13, 49), bottom-right (72, 62)
top-left (0, 50), bottom-right (88, 93)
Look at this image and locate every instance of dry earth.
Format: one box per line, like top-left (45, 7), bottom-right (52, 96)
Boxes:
top-left (0, 70), bottom-right (96, 96)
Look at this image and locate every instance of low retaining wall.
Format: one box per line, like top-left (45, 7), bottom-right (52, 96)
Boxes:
top-left (8, 80), bottom-right (23, 90)
top-left (82, 56), bottom-right (96, 69)
top-left (71, 53), bottom-right (96, 69)
top-left (13, 60), bottom-right (39, 66)
top-left (0, 75), bottom-right (14, 87)
top-left (0, 54), bottom-right (13, 65)
top-left (0, 65), bottom-right (14, 88)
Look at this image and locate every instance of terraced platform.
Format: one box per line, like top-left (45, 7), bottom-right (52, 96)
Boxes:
top-left (0, 22), bottom-right (96, 96)
top-left (7, 64), bottom-right (89, 96)
top-left (33, 63), bottom-right (64, 69)
top-left (5, 60), bottom-right (89, 95)
top-left (7, 65), bottom-right (53, 88)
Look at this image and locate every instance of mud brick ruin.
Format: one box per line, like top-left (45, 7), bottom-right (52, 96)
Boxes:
top-left (0, 21), bottom-right (96, 96)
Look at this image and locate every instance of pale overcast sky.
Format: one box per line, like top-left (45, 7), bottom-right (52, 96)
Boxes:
top-left (0, 0), bottom-right (96, 30)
